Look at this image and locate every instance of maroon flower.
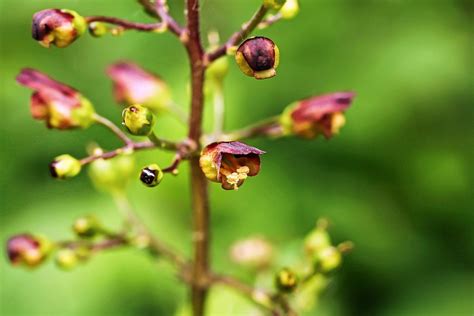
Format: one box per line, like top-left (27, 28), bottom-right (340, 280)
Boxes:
top-left (199, 142), bottom-right (265, 190)
top-left (16, 68), bottom-right (95, 129)
top-left (106, 61), bottom-right (171, 111)
top-left (32, 9), bottom-right (86, 48)
top-left (235, 37), bottom-right (280, 80)
top-left (6, 234), bottom-right (47, 267)
top-left (281, 92), bottom-right (356, 139)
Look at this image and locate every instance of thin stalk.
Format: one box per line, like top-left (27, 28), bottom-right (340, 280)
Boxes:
top-left (148, 132), bottom-right (180, 150)
top-left (218, 115), bottom-right (282, 141)
top-left (85, 16), bottom-right (165, 31)
top-left (93, 113), bottom-right (133, 145)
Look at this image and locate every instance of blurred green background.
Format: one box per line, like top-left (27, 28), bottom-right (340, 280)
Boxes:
top-left (1, 0), bottom-right (473, 315)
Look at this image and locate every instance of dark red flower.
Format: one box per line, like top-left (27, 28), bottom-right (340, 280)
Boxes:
top-left (235, 37), bottom-right (280, 80)
top-left (7, 234), bottom-right (47, 267)
top-left (281, 92), bottom-right (356, 139)
top-left (199, 142), bottom-right (265, 190)
top-left (16, 68), bottom-right (95, 129)
top-left (32, 9), bottom-right (86, 48)
top-left (106, 62), bottom-right (171, 111)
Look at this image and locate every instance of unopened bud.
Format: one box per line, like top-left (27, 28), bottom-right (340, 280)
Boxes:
top-left (55, 249), bottom-right (79, 270)
top-left (122, 104), bottom-right (155, 136)
top-left (275, 267), bottom-right (298, 293)
top-left (235, 36), bottom-right (280, 80)
top-left (280, 0), bottom-right (299, 19)
top-left (140, 164), bottom-right (163, 187)
top-left (6, 234), bottom-right (51, 268)
top-left (88, 22), bottom-right (108, 37)
top-left (72, 215), bottom-right (102, 238)
top-left (317, 246), bottom-right (342, 272)
top-left (50, 154), bottom-right (81, 179)
top-left (264, 0), bottom-right (287, 10)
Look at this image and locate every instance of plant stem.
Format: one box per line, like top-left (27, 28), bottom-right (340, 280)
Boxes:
top-left (79, 141), bottom-right (155, 165)
top-left (148, 132), bottom-right (180, 150)
top-left (85, 16), bottom-right (165, 31)
top-left (185, 1), bottom-right (210, 315)
top-left (217, 115), bottom-right (282, 141)
top-left (93, 113), bottom-right (133, 145)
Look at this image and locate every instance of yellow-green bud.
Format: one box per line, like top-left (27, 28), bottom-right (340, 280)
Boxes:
top-left (55, 249), bottom-right (79, 270)
top-left (72, 215), bottom-right (102, 238)
top-left (304, 227), bottom-right (331, 255)
top-left (264, 0), bottom-right (287, 10)
top-left (88, 22), bottom-right (108, 37)
top-left (317, 246), bottom-right (342, 272)
top-left (140, 164), bottom-right (163, 187)
top-left (280, 0), bottom-right (299, 19)
top-left (275, 267), bottom-right (298, 293)
top-left (122, 104), bottom-right (155, 136)
top-left (49, 154), bottom-right (81, 179)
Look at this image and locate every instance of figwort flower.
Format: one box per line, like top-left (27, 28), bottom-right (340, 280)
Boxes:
top-left (140, 164), bottom-right (164, 187)
top-left (32, 9), bottom-right (86, 48)
top-left (235, 37), bottom-right (280, 80)
top-left (199, 141), bottom-right (265, 190)
top-left (122, 104), bottom-right (155, 136)
top-left (50, 154), bottom-right (82, 179)
top-left (106, 62), bottom-right (171, 112)
top-left (230, 236), bottom-right (274, 269)
top-left (280, 92), bottom-right (356, 139)
top-left (6, 234), bottom-right (50, 268)
top-left (16, 69), bottom-right (95, 129)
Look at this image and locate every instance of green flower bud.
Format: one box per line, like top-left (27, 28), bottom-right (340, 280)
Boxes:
top-left (87, 147), bottom-right (135, 194)
top-left (275, 267), bottom-right (298, 293)
top-left (32, 9), bottom-right (86, 48)
top-left (235, 37), bottom-right (280, 80)
top-left (88, 22), bottom-right (108, 37)
top-left (55, 249), bottom-right (79, 270)
top-left (317, 246), bottom-right (342, 272)
top-left (280, 0), bottom-right (299, 19)
top-left (122, 104), bottom-right (155, 136)
top-left (72, 215), bottom-right (102, 238)
top-left (50, 154), bottom-right (81, 179)
top-left (264, 0), bottom-right (287, 10)
top-left (140, 164), bottom-right (163, 187)
top-left (304, 219), bottom-right (331, 256)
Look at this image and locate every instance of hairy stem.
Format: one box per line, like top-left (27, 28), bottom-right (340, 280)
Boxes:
top-left (185, 0), bottom-right (210, 315)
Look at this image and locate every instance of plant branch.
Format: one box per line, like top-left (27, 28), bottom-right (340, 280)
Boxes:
top-left (258, 12), bottom-right (283, 29)
top-left (154, 0), bottom-right (185, 37)
top-left (147, 132), bottom-right (180, 150)
top-left (205, 5), bottom-right (269, 64)
top-left (79, 141), bottom-right (155, 165)
top-left (211, 115), bottom-right (282, 142)
top-left (93, 113), bottom-right (133, 145)
top-left (137, 0), bottom-right (158, 17)
top-left (85, 16), bottom-right (165, 31)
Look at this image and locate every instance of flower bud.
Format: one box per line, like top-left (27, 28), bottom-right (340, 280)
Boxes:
top-left (317, 246), bottom-right (342, 272)
top-left (280, 0), bottom-right (299, 19)
top-left (72, 215), bottom-right (102, 238)
top-left (6, 234), bottom-right (51, 268)
top-left (230, 237), bottom-right (273, 269)
top-left (16, 69), bottom-right (95, 129)
top-left (55, 249), bottom-right (79, 270)
top-left (32, 9), bottom-right (86, 48)
top-left (106, 62), bottom-right (171, 112)
top-left (275, 267), bottom-right (298, 293)
top-left (264, 0), bottom-right (287, 10)
top-left (200, 142), bottom-right (265, 190)
top-left (50, 154), bottom-right (81, 179)
top-left (140, 164), bottom-right (163, 187)
top-left (88, 22), bottom-right (108, 37)
top-left (122, 104), bottom-right (155, 136)
top-left (235, 37), bottom-right (280, 80)
top-left (280, 92), bottom-right (356, 139)
top-left (304, 219), bottom-right (331, 255)
top-left (88, 146), bottom-right (135, 193)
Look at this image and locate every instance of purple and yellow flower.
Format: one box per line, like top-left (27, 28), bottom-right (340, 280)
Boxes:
top-left (16, 69), bottom-right (95, 129)
top-left (280, 92), bottom-right (356, 139)
top-left (32, 9), bottom-right (86, 48)
top-left (235, 37), bottom-right (280, 80)
top-left (199, 141), bottom-right (265, 190)
top-left (6, 234), bottom-right (50, 268)
top-left (106, 62), bottom-right (171, 112)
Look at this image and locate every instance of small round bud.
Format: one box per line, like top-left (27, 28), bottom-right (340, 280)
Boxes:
top-left (6, 234), bottom-right (51, 268)
top-left (122, 104), bottom-right (155, 136)
top-left (88, 22), bottom-right (108, 37)
top-left (140, 164), bottom-right (163, 187)
top-left (32, 9), bottom-right (86, 48)
top-left (264, 0), bottom-right (287, 10)
top-left (317, 246), bottom-right (342, 272)
top-left (275, 267), bottom-right (298, 293)
top-left (49, 154), bottom-right (81, 179)
top-left (280, 0), bottom-right (299, 19)
top-left (230, 237), bottom-right (274, 269)
top-left (72, 215), bottom-right (101, 238)
top-left (304, 225), bottom-right (331, 256)
top-left (55, 249), bottom-right (79, 270)
top-left (235, 37), bottom-right (280, 80)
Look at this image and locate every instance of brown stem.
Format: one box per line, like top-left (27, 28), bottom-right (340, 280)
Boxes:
top-left (79, 141), bottom-right (155, 165)
top-left (258, 12), bottom-right (283, 29)
top-left (205, 5), bottom-right (269, 64)
top-left (185, 1), bottom-right (210, 315)
top-left (93, 113), bottom-right (133, 146)
top-left (214, 115), bottom-right (283, 141)
top-left (85, 16), bottom-right (164, 31)
top-left (155, 0), bottom-right (185, 37)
